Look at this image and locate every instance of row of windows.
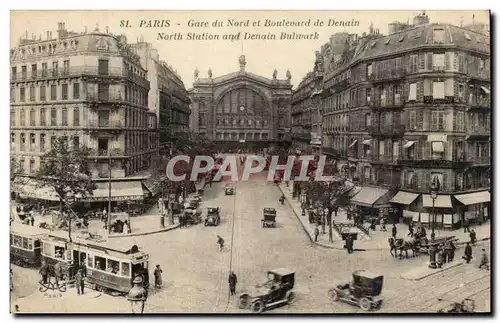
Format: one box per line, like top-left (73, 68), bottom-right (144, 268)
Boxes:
top-left (216, 132), bottom-right (269, 140)
top-left (215, 118), bottom-right (270, 128)
top-left (11, 83), bottom-right (80, 103)
top-left (11, 132), bottom-right (79, 153)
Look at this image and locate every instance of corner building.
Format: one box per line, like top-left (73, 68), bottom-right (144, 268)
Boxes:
top-left (320, 14), bottom-right (490, 227)
top-left (10, 24), bottom-right (159, 203)
top-left (189, 56), bottom-right (293, 150)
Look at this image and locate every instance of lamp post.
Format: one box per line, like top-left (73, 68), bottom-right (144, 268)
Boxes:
top-left (428, 181), bottom-right (440, 269)
top-left (127, 276), bottom-right (148, 314)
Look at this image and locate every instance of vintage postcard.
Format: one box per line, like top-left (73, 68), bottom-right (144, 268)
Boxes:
top-left (9, 10), bottom-right (491, 314)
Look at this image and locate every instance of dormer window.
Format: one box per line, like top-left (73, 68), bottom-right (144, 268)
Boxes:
top-left (464, 33), bottom-right (472, 41)
top-left (371, 42), bottom-right (377, 48)
top-left (433, 29), bottom-right (445, 43)
top-left (385, 38), bottom-right (391, 45)
top-left (415, 31), bottom-right (422, 39)
top-left (399, 35), bottom-right (405, 42)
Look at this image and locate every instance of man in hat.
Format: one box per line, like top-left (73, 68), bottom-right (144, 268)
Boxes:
top-left (75, 269), bottom-right (84, 295)
top-left (392, 224), bottom-right (398, 239)
top-left (39, 261), bottom-right (49, 284)
top-left (228, 271), bottom-right (237, 296)
top-left (463, 242), bottom-right (473, 263)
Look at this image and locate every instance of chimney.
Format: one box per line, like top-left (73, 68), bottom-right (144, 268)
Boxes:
top-left (25, 31), bottom-right (28, 39)
top-left (46, 31), bottom-right (50, 40)
top-left (106, 26), bottom-right (109, 33)
top-left (473, 14), bottom-right (475, 25)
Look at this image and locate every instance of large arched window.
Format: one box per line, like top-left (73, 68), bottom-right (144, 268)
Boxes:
top-left (216, 88), bottom-right (269, 116)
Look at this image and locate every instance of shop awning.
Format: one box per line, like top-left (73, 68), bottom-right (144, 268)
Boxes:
top-left (12, 177), bottom-right (60, 201)
top-left (404, 141), bottom-right (415, 149)
top-left (422, 194), bottom-right (452, 208)
top-left (390, 191), bottom-right (420, 205)
top-left (362, 139), bottom-right (372, 145)
top-left (348, 140), bottom-right (358, 148)
top-left (454, 191), bottom-right (490, 206)
top-left (480, 86), bottom-right (490, 94)
top-left (84, 181), bottom-right (145, 202)
top-left (142, 178), bottom-right (163, 196)
top-left (350, 187), bottom-right (389, 208)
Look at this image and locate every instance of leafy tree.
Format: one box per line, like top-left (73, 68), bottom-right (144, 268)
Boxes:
top-left (35, 137), bottom-right (95, 241)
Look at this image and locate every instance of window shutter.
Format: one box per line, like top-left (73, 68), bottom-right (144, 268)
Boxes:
top-left (424, 79), bottom-right (432, 96)
top-left (452, 112), bottom-right (457, 131)
top-left (413, 173), bottom-right (419, 189)
top-left (426, 53), bottom-right (433, 70)
top-left (443, 172), bottom-right (449, 191)
top-left (445, 52), bottom-right (451, 71)
top-left (443, 141), bottom-right (449, 159)
top-left (452, 52), bottom-right (458, 71)
top-left (401, 171), bottom-right (405, 187)
top-left (417, 110), bottom-right (424, 130)
top-left (417, 81), bottom-right (424, 102)
top-left (404, 82), bottom-right (410, 102)
top-left (424, 172), bottom-right (431, 190)
top-left (387, 140), bottom-right (393, 157)
top-left (415, 141), bottom-right (421, 159)
top-left (419, 53), bottom-right (425, 71)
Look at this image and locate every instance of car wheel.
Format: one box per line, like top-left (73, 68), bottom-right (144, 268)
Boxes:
top-left (285, 290), bottom-right (296, 304)
top-left (328, 289), bottom-right (339, 301)
top-left (238, 294), bottom-right (249, 309)
top-left (251, 300), bottom-right (264, 313)
top-left (359, 297), bottom-right (371, 311)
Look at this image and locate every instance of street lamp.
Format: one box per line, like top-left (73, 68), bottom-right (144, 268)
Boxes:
top-left (127, 276), bottom-right (148, 314)
top-left (428, 180), bottom-right (440, 269)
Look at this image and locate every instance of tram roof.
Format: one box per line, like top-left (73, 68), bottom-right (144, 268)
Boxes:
top-left (46, 230), bottom-right (143, 255)
top-left (10, 222), bottom-right (50, 237)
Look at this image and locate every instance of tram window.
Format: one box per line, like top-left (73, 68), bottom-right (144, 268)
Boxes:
top-left (87, 255), bottom-right (94, 268)
top-left (107, 259), bottom-right (119, 274)
top-left (34, 240), bottom-right (40, 249)
top-left (22, 237), bottom-right (29, 249)
top-left (13, 235), bottom-right (22, 247)
top-left (95, 256), bottom-right (107, 271)
top-left (42, 242), bottom-right (53, 257)
top-left (27, 238), bottom-right (33, 250)
top-left (54, 246), bottom-right (66, 260)
top-left (121, 262), bottom-right (130, 277)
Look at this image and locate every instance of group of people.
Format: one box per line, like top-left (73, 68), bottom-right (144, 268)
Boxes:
top-left (436, 240), bottom-right (457, 268)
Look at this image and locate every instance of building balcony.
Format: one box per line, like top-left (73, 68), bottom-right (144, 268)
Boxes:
top-left (84, 120), bottom-right (125, 133)
top-left (367, 124), bottom-right (405, 138)
top-left (371, 98), bottom-right (404, 109)
top-left (469, 156), bottom-right (491, 166)
top-left (370, 154), bottom-right (402, 165)
top-left (10, 66), bottom-right (148, 86)
top-left (423, 96), bottom-right (455, 104)
top-left (368, 68), bottom-right (406, 83)
top-left (291, 132), bottom-right (311, 141)
top-left (466, 126), bottom-right (491, 140)
top-left (467, 98), bottom-right (490, 110)
top-left (397, 157), bottom-right (472, 169)
top-left (87, 94), bottom-right (125, 107)
top-left (88, 148), bottom-right (129, 159)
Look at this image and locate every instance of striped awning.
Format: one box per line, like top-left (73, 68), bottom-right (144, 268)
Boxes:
top-left (390, 191), bottom-right (420, 205)
top-left (454, 191), bottom-right (490, 206)
top-left (422, 194), bottom-right (452, 208)
top-left (83, 182), bottom-right (144, 202)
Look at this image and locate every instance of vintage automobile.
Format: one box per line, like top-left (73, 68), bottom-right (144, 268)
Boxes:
top-left (225, 184), bottom-right (235, 195)
top-left (328, 270), bottom-right (384, 311)
top-left (183, 207), bottom-right (202, 225)
top-left (185, 197), bottom-right (201, 209)
top-left (238, 268), bottom-right (296, 313)
top-left (262, 208), bottom-right (277, 228)
top-left (205, 207), bottom-right (221, 226)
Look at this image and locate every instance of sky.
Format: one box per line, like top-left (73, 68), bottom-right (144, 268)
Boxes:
top-left (10, 10), bottom-right (489, 90)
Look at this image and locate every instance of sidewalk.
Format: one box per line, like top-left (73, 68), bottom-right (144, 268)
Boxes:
top-left (277, 183), bottom-right (491, 251)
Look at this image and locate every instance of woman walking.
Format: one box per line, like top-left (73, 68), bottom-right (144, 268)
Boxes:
top-left (154, 265), bottom-right (163, 288)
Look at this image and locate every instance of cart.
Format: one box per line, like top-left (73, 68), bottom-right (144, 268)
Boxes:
top-left (262, 208), bottom-right (277, 228)
top-left (205, 207), bottom-right (221, 226)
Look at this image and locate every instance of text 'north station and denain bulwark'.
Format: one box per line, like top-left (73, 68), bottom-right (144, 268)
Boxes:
top-left (119, 18), bottom-right (360, 41)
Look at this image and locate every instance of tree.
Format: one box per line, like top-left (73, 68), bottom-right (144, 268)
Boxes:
top-left (36, 137), bottom-right (95, 242)
top-left (10, 156), bottom-right (19, 181)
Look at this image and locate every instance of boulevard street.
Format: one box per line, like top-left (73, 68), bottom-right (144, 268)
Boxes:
top-left (11, 161), bottom-right (490, 313)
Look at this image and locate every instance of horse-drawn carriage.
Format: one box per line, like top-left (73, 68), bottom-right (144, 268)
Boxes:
top-left (389, 231), bottom-right (457, 259)
top-left (261, 208), bottom-right (277, 228)
top-left (328, 270), bottom-right (384, 311)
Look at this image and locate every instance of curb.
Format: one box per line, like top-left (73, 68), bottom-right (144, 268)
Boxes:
top-left (108, 224), bottom-right (180, 238)
top-left (401, 262), bottom-right (463, 281)
top-left (277, 184), bottom-right (491, 252)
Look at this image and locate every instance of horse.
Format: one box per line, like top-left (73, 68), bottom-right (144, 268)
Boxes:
top-left (388, 237), bottom-right (398, 257)
top-left (389, 237), bottom-right (419, 259)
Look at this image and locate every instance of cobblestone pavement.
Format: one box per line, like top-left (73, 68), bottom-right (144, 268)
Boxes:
top-left (11, 161), bottom-right (491, 313)
top-left (278, 181), bottom-right (491, 250)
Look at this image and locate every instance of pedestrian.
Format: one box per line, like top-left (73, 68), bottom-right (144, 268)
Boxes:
top-left (154, 265), bottom-right (163, 288)
top-left (228, 271), bottom-right (237, 296)
top-left (75, 269), bottom-right (84, 295)
top-left (345, 234), bottom-right (354, 254)
top-left (441, 244), bottom-right (448, 263)
top-left (314, 227), bottom-right (320, 242)
top-left (39, 261), bottom-right (48, 284)
top-left (463, 218), bottom-right (470, 233)
top-left (370, 218), bottom-right (376, 231)
top-left (470, 229), bottom-right (477, 245)
top-left (102, 208), bottom-right (107, 221)
top-left (437, 248), bottom-right (445, 268)
top-left (447, 240), bottom-right (456, 262)
top-left (54, 262), bottom-right (64, 282)
top-left (462, 242), bottom-right (473, 263)
top-left (29, 215), bottom-right (35, 226)
top-left (217, 235), bottom-right (224, 251)
top-left (392, 224), bottom-right (397, 239)
top-left (124, 220), bottom-right (131, 234)
top-left (479, 249), bottom-right (489, 270)
top-left (279, 194), bottom-right (285, 205)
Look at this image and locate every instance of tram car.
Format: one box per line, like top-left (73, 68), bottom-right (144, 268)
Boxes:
top-left (41, 230), bottom-right (150, 294)
top-left (10, 222), bottom-right (49, 267)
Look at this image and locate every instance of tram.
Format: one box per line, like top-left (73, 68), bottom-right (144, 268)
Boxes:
top-left (10, 222), bottom-right (49, 267)
top-left (40, 230), bottom-right (150, 294)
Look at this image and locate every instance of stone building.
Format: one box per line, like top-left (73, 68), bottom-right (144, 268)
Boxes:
top-left (10, 23), bottom-right (159, 202)
top-left (189, 56), bottom-right (293, 150)
top-left (291, 71), bottom-right (315, 153)
top-left (319, 13), bottom-right (490, 225)
top-left (131, 41), bottom-right (191, 150)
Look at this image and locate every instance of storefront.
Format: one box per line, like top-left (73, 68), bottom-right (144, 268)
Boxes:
top-left (390, 191), bottom-right (420, 224)
top-left (421, 194), bottom-right (460, 230)
top-left (349, 187), bottom-right (398, 223)
top-left (454, 190), bottom-right (490, 225)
